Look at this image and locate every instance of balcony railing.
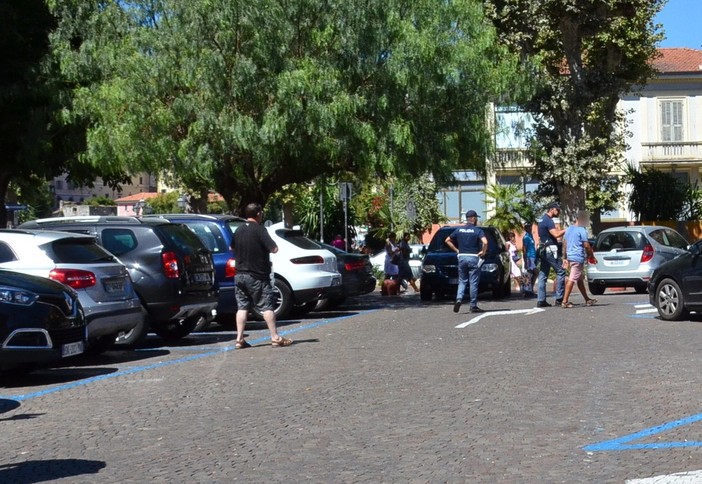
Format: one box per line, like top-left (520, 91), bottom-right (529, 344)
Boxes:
top-left (641, 141), bottom-right (702, 162)
top-left (493, 149), bottom-right (530, 168)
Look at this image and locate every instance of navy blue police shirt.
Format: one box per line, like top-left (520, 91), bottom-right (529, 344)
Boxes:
top-left (538, 214), bottom-right (557, 245)
top-left (449, 223), bottom-right (485, 254)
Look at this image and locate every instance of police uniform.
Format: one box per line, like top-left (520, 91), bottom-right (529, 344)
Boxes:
top-left (449, 220), bottom-right (485, 311)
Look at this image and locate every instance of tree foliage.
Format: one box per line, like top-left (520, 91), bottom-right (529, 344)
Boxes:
top-left (485, 0), bottom-right (665, 222)
top-left (483, 183), bottom-right (535, 234)
top-left (50, 0), bottom-right (521, 212)
top-left (626, 165), bottom-right (686, 221)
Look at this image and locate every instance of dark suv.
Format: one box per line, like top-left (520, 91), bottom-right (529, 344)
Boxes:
top-left (420, 226), bottom-right (511, 301)
top-left (0, 269), bottom-right (86, 372)
top-left (19, 216), bottom-right (217, 344)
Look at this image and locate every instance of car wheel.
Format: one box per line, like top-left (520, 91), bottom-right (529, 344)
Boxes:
top-left (152, 315), bottom-right (199, 341)
top-left (252, 278), bottom-right (293, 321)
top-left (420, 285), bottom-right (433, 301)
top-left (635, 284), bottom-right (648, 294)
top-left (492, 272), bottom-right (505, 298)
top-left (656, 278), bottom-right (689, 321)
top-left (588, 282), bottom-right (606, 295)
top-left (114, 314), bottom-right (149, 348)
top-left (502, 278), bottom-right (512, 298)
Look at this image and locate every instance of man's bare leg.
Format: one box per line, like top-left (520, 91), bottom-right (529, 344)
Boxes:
top-left (262, 309), bottom-right (280, 340)
top-left (576, 278), bottom-right (594, 302)
top-left (562, 280), bottom-right (575, 305)
top-left (236, 309), bottom-right (248, 342)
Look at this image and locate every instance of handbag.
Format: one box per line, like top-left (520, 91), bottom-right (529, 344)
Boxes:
top-left (391, 252), bottom-right (402, 265)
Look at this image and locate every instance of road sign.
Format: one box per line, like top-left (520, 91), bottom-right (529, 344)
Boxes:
top-left (406, 201), bottom-right (417, 222)
top-left (339, 182), bottom-right (353, 202)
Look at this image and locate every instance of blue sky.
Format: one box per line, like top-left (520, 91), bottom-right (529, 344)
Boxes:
top-left (656, 0), bottom-right (702, 48)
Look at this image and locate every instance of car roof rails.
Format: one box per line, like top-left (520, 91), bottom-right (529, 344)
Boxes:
top-left (144, 213), bottom-right (219, 220)
top-left (24, 215), bottom-right (142, 225)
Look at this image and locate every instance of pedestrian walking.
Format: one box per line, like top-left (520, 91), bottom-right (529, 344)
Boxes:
top-left (398, 232), bottom-right (419, 293)
top-left (232, 203), bottom-right (293, 349)
top-left (382, 232), bottom-right (401, 295)
top-left (521, 223), bottom-right (537, 298)
top-left (506, 232), bottom-right (523, 293)
top-left (331, 234), bottom-right (346, 251)
top-left (561, 210), bottom-right (598, 308)
top-left (445, 210), bottom-right (488, 314)
top-left (536, 202), bottom-right (566, 308)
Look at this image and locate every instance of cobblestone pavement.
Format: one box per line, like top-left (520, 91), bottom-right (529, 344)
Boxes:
top-left (3, 288), bottom-right (702, 482)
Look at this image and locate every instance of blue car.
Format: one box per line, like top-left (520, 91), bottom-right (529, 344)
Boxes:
top-left (144, 214), bottom-right (245, 328)
top-left (420, 225), bottom-right (511, 301)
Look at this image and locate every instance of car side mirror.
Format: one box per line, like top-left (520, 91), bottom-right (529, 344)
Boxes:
top-left (688, 244), bottom-right (700, 257)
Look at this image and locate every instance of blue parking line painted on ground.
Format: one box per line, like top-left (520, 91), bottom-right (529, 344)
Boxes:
top-left (584, 412), bottom-right (702, 451)
top-left (0, 310), bottom-right (377, 403)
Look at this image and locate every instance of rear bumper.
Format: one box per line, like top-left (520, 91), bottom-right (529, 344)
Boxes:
top-left (86, 302), bottom-right (146, 340)
top-left (340, 275), bottom-right (377, 298)
top-left (215, 285), bottom-right (237, 316)
top-left (147, 290), bottom-right (219, 323)
top-left (290, 274), bottom-right (343, 304)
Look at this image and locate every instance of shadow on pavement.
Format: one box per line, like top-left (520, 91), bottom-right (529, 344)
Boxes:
top-left (0, 398), bottom-right (20, 414)
top-left (54, 349), bottom-right (171, 367)
top-left (1, 367), bottom-right (118, 388)
top-left (0, 413), bottom-right (45, 422)
top-left (0, 459), bottom-right (106, 483)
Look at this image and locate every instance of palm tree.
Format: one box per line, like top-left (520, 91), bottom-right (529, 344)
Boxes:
top-left (483, 183), bottom-right (535, 234)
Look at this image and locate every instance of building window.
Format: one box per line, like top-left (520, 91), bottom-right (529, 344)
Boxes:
top-left (660, 100), bottom-right (684, 142)
top-left (56, 180), bottom-right (63, 190)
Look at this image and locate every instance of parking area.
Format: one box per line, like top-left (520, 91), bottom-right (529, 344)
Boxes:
top-left (4, 290), bottom-right (702, 482)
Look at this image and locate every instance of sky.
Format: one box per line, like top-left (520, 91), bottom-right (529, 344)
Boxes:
top-left (655, 0), bottom-right (702, 49)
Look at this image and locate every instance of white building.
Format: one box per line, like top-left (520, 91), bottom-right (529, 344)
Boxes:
top-left (49, 172), bottom-right (158, 207)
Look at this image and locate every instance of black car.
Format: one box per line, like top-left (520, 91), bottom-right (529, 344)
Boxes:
top-left (649, 241), bottom-right (702, 320)
top-left (319, 243), bottom-right (376, 307)
top-left (420, 226), bottom-right (511, 301)
top-left (0, 269), bottom-right (86, 372)
top-left (19, 216), bottom-right (217, 344)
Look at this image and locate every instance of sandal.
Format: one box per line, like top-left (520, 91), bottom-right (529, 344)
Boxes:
top-left (561, 302), bottom-right (575, 308)
top-left (271, 336), bottom-right (293, 347)
top-left (586, 299), bottom-right (597, 306)
top-left (235, 340), bottom-right (251, 349)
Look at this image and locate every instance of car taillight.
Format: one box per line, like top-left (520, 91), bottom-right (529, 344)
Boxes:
top-left (641, 244), bottom-right (655, 263)
top-left (49, 269), bottom-right (96, 289)
top-left (588, 255), bottom-right (597, 265)
top-left (291, 256), bottom-right (325, 264)
top-left (162, 251), bottom-right (180, 279)
top-left (344, 260), bottom-right (366, 271)
top-left (225, 258), bottom-right (237, 278)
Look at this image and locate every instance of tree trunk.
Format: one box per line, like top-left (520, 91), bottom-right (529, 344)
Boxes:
top-left (0, 172), bottom-right (11, 228)
top-left (557, 184), bottom-right (586, 227)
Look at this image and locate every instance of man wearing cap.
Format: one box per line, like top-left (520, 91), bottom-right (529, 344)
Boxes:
top-left (536, 202), bottom-right (566, 307)
top-left (445, 210), bottom-right (489, 313)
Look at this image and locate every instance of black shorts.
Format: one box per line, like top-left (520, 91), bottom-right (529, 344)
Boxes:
top-left (235, 273), bottom-right (275, 313)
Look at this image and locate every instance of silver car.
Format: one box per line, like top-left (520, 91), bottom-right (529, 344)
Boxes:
top-left (0, 230), bottom-right (145, 350)
top-left (587, 226), bottom-right (688, 295)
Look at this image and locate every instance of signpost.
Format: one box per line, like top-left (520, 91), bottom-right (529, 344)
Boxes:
top-left (339, 182), bottom-right (353, 251)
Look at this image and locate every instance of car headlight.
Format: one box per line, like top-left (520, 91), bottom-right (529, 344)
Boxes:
top-left (0, 287), bottom-right (39, 306)
top-left (422, 264), bottom-right (436, 273)
top-left (481, 263), bottom-right (499, 273)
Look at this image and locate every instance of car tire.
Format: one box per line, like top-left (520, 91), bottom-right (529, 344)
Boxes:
top-left (492, 271), bottom-right (505, 298)
top-left (635, 284), bottom-right (648, 294)
top-left (588, 282), bottom-right (606, 295)
top-left (420, 285), bottom-right (433, 301)
top-left (252, 278), bottom-right (293, 321)
top-left (151, 315), bottom-right (199, 341)
top-left (114, 313), bottom-right (149, 348)
top-left (656, 278), bottom-right (689, 321)
top-left (316, 296), bottom-right (346, 311)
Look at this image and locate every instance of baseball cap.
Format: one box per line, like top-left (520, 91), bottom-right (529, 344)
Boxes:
top-left (465, 209), bottom-right (481, 218)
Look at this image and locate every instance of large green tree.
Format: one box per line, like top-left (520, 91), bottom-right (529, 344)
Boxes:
top-left (50, 0), bottom-right (521, 212)
top-left (485, 0), bottom-right (665, 223)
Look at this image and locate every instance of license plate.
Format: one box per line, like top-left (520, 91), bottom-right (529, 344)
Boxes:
top-left (61, 341), bottom-right (84, 358)
top-left (104, 280), bottom-right (125, 293)
top-left (604, 259), bottom-right (628, 267)
top-left (193, 272), bottom-right (211, 283)
top-left (448, 278), bottom-right (459, 285)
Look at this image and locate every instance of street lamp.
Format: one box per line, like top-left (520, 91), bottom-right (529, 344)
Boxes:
top-left (177, 194), bottom-right (188, 213)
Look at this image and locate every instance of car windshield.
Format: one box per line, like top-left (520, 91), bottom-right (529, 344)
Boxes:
top-left (183, 222), bottom-right (230, 253)
top-left (427, 227), bottom-right (500, 255)
top-left (275, 229), bottom-right (322, 250)
top-left (648, 228), bottom-right (688, 249)
top-left (44, 238), bottom-right (116, 264)
top-left (226, 220), bottom-right (246, 234)
top-left (594, 231), bottom-right (645, 252)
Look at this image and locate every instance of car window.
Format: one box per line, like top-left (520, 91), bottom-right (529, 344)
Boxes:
top-left (226, 220), bottom-right (246, 234)
top-left (101, 228), bottom-right (138, 256)
top-left (275, 229), bottom-right (321, 250)
top-left (183, 222), bottom-right (229, 253)
top-left (595, 231), bottom-right (644, 251)
top-left (43, 238), bottom-right (115, 263)
top-left (0, 242), bottom-right (16, 262)
top-left (662, 229), bottom-right (688, 249)
top-left (427, 228), bottom-right (456, 253)
top-left (158, 224), bottom-right (207, 255)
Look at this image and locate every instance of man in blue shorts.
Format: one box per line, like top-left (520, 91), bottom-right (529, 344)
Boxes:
top-left (445, 209), bottom-right (489, 314)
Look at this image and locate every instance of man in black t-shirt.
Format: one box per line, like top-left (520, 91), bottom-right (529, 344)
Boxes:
top-left (536, 202), bottom-right (566, 308)
top-left (232, 203), bottom-right (292, 349)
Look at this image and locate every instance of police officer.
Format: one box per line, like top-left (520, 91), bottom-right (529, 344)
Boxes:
top-left (445, 210), bottom-right (488, 314)
top-left (536, 202), bottom-right (566, 308)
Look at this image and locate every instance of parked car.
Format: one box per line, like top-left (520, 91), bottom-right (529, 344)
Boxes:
top-left (587, 226), bottom-right (688, 295)
top-left (370, 244), bottom-right (423, 280)
top-left (0, 269), bottom-right (87, 372)
top-left (319, 243), bottom-right (376, 307)
top-left (649, 241), bottom-right (702, 320)
top-left (420, 226), bottom-right (511, 301)
top-left (144, 214), bottom-right (245, 329)
top-left (18, 217), bottom-right (217, 343)
top-left (0, 229), bottom-right (143, 351)
top-left (222, 219), bottom-right (342, 320)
